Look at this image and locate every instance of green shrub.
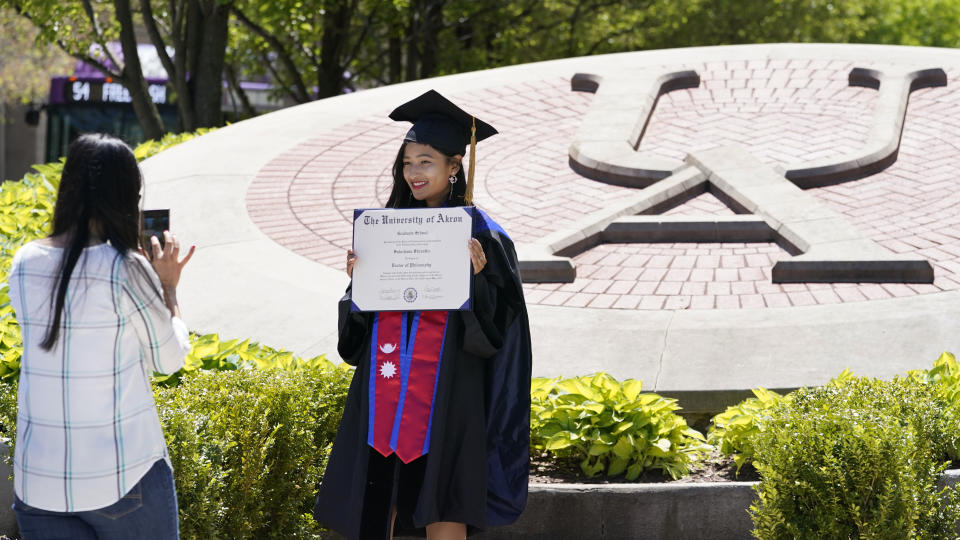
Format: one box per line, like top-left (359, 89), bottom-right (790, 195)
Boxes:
top-left (749, 374), bottom-right (960, 539)
top-left (530, 372), bottom-right (708, 480)
top-left (0, 381), bottom-right (16, 448)
top-left (707, 387), bottom-right (788, 474)
top-left (0, 366), bottom-right (350, 539)
top-left (156, 367), bottom-right (350, 540)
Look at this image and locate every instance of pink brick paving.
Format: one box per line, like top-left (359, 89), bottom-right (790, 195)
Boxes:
top-left (246, 59), bottom-right (960, 310)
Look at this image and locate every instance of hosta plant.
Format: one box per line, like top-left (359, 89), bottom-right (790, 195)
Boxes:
top-left (909, 351), bottom-right (960, 403)
top-left (707, 387), bottom-right (787, 473)
top-left (154, 332), bottom-right (344, 386)
top-left (530, 372), bottom-right (708, 480)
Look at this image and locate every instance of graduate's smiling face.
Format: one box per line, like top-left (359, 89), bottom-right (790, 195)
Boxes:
top-left (402, 142), bottom-right (461, 208)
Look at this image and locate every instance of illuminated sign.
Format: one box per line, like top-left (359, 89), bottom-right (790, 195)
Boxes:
top-left (64, 79), bottom-right (170, 105)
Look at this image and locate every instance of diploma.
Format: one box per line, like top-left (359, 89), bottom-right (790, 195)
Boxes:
top-left (351, 207), bottom-right (474, 311)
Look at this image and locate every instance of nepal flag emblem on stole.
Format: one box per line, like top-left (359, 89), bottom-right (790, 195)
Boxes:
top-left (368, 310), bottom-right (448, 463)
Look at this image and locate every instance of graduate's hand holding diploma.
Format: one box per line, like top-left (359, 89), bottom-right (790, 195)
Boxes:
top-left (468, 238), bottom-right (486, 275)
top-left (346, 248), bottom-right (357, 278)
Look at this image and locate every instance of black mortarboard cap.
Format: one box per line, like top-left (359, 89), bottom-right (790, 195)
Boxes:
top-left (389, 90), bottom-right (497, 204)
top-left (389, 90), bottom-right (497, 156)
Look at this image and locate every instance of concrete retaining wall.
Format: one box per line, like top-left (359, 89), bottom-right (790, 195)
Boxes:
top-left (471, 482), bottom-right (758, 540)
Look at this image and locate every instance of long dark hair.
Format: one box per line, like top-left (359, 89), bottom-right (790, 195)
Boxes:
top-left (385, 142), bottom-right (467, 208)
top-left (41, 133), bottom-right (146, 350)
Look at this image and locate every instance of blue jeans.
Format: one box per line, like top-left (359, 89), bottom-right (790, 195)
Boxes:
top-left (13, 459), bottom-right (179, 540)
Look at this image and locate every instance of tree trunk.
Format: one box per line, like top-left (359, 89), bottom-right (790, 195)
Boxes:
top-left (139, 0), bottom-right (195, 133)
top-left (316, 0), bottom-right (354, 98)
top-left (178, 0), bottom-right (204, 131)
top-left (224, 63), bottom-right (256, 119)
top-left (113, 0), bottom-right (165, 139)
top-left (419, 0), bottom-right (444, 79)
top-left (389, 35), bottom-right (403, 83)
top-left (190, 0), bottom-right (230, 127)
top-left (405, 0), bottom-right (421, 82)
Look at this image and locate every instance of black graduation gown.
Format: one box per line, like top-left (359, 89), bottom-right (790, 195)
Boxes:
top-left (313, 210), bottom-right (531, 539)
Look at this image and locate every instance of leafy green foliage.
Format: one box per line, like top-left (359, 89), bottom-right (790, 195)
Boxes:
top-left (530, 373), bottom-right (708, 480)
top-left (707, 387), bottom-right (787, 474)
top-left (131, 129), bottom-right (216, 162)
top-left (860, 0), bottom-right (960, 48)
top-left (748, 373), bottom-right (960, 539)
top-left (0, 159), bottom-right (60, 381)
top-left (154, 331), bottom-right (345, 387)
top-left (712, 356), bottom-right (960, 473)
top-left (12, 0), bottom-right (960, 136)
top-left (156, 368), bottom-right (350, 539)
top-left (0, 380), bottom-right (16, 449)
top-left (908, 351), bottom-right (960, 403)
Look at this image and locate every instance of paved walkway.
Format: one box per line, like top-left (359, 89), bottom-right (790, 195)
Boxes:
top-left (142, 44), bottom-right (960, 412)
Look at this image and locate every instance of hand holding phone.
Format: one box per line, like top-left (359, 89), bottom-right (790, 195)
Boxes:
top-left (142, 209), bottom-right (170, 250)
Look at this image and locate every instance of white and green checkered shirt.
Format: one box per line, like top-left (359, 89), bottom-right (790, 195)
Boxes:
top-left (9, 241), bottom-right (190, 512)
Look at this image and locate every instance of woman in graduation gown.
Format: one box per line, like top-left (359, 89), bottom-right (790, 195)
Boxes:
top-left (313, 90), bottom-right (532, 539)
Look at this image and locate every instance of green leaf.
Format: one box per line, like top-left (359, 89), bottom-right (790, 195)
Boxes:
top-left (588, 442), bottom-right (612, 456)
top-left (612, 421), bottom-right (634, 435)
top-left (191, 339), bottom-right (219, 358)
top-left (613, 436), bottom-right (634, 459)
top-left (621, 379), bottom-right (643, 401)
top-left (545, 432), bottom-right (574, 451)
top-left (607, 456), bottom-right (628, 477)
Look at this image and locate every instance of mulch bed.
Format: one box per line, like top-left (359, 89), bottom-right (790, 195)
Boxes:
top-left (529, 448), bottom-right (761, 485)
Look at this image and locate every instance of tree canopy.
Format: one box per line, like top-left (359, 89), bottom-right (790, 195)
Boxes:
top-left (3, 0), bottom-right (959, 137)
top-left (0, 6), bottom-right (73, 104)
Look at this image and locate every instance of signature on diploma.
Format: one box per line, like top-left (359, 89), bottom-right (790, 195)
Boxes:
top-left (379, 288), bottom-right (400, 300)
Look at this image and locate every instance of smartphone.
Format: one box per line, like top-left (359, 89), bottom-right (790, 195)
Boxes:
top-left (142, 209), bottom-right (170, 249)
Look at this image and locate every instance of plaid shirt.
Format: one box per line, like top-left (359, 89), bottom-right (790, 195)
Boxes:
top-left (8, 241), bottom-right (190, 512)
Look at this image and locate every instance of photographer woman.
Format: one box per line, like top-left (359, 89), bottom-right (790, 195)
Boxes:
top-left (8, 133), bottom-right (194, 539)
top-left (314, 90), bottom-right (532, 540)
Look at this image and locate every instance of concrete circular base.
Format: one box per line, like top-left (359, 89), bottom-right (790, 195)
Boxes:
top-left (141, 43), bottom-right (960, 416)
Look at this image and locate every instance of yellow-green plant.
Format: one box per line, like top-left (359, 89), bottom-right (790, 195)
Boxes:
top-left (0, 284), bottom-right (21, 382)
top-left (154, 332), bottom-right (345, 386)
top-left (707, 387), bottom-right (788, 473)
top-left (908, 351), bottom-right (960, 401)
top-left (0, 161), bottom-right (62, 380)
top-left (132, 129), bottom-right (214, 161)
top-left (530, 372), bottom-right (708, 480)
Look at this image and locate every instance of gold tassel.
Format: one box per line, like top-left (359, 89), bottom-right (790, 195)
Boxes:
top-left (466, 116), bottom-right (476, 206)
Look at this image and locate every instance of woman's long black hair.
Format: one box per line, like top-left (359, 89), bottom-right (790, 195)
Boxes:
top-left (41, 133), bottom-right (148, 350)
top-left (385, 142), bottom-right (467, 208)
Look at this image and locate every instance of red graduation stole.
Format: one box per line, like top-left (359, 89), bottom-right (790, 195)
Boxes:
top-left (368, 310), bottom-right (449, 463)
